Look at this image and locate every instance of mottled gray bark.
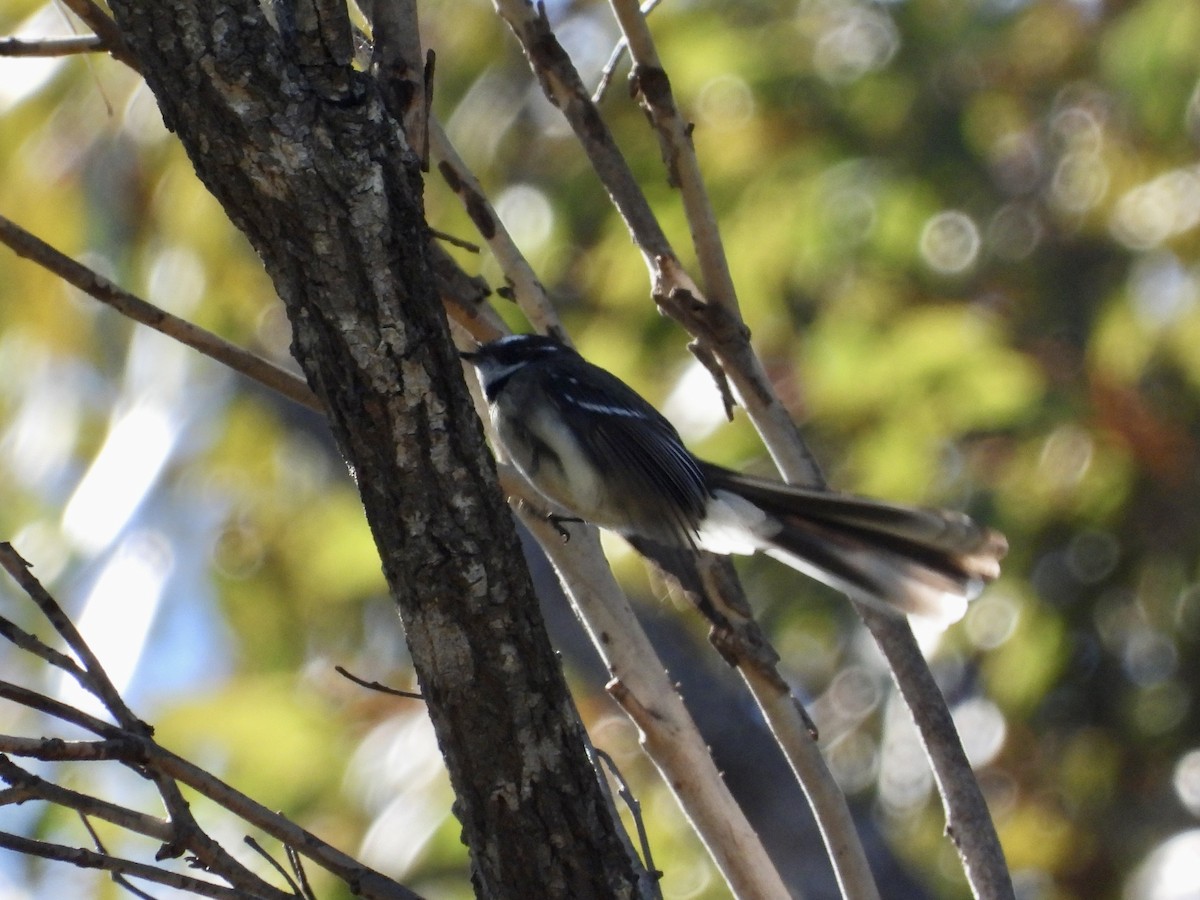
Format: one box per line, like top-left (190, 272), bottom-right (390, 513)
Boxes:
top-left (102, 2), bottom-right (640, 895)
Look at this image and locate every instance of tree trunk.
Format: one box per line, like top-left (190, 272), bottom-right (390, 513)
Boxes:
top-left (103, 1), bottom-right (640, 895)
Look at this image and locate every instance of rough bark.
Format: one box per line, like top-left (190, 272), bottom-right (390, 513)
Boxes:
top-left (102, 1), bottom-right (639, 895)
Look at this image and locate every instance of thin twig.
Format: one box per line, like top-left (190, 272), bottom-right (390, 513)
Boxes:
top-left (0, 681), bottom-right (124, 739)
top-left (743, 668), bottom-right (882, 900)
top-left (79, 812), bottom-right (164, 900)
top-left (0, 212), bottom-right (501, 405)
top-left (492, 0), bottom-right (674, 270)
top-left (0, 546), bottom-right (147, 734)
top-left (334, 665), bottom-right (423, 700)
top-left (285, 845), bottom-right (318, 900)
top-left (0, 215), bottom-right (324, 414)
top-left (0, 735), bottom-right (142, 763)
top-left (592, 748), bottom-right (661, 888)
top-left (609, 0), bottom-right (737, 311)
top-left (0, 552), bottom-right (421, 900)
top-left (0, 831), bottom-right (263, 900)
top-left (427, 227), bottom-right (480, 253)
top-left (0, 612), bottom-right (86, 679)
top-left (0, 755), bottom-right (174, 845)
top-left (0, 546), bottom-right (272, 891)
top-left (0, 786), bottom-right (35, 806)
top-left (863, 608), bottom-right (1014, 899)
top-left (146, 745), bottom-right (420, 900)
top-left (57, 0), bottom-right (138, 68)
top-left (0, 36), bottom-right (105, 57)
top-left (428, 115), bottom-right (562, 339)
top-left (245, 837), bottom-right (303, 898)
top-left (592, 0), bottom-right (664, 104)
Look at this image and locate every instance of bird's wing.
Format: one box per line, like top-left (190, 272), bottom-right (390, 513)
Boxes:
top-left (543, 365), bottom-right (709, 546)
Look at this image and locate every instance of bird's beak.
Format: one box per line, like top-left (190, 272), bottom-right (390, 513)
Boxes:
top-left (459, 348), bottom-right (479, 362)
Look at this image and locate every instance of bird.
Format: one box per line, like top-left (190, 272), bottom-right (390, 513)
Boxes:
top-left (462, 333), bottom-right (1006, 622)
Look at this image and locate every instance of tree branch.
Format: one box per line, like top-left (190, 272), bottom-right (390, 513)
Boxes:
top-left (429, 116), bottom-right (562, 338)
top-left (57, 0), bottom-right (137, 68)
top-left (0, 755), bottom-right (174, 845)
top-left (0, 214), bottom-right (323, 413)
top-left (0, 36), bottom-right (105, 57)
top-left (864, 608), bottom-right (1014, 899)
top-left (507, 481), bottom-right (791, 899)
top-left (491, 5), bottom-right (1013, 897)
top-left (0, 831), bottom-right (273, 900)
top-left (367, 0), bottom-right (428, 164)
top-left (492, 0), bottom-right (823, 483)
top-left (0, 543), bottom-right (423, 900)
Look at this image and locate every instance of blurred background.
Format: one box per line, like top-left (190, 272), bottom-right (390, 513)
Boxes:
top-left (2, 0), bottom-right (1199, 897)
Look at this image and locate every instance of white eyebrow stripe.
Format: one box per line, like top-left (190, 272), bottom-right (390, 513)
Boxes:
top-left (488, 360), bottom-right (530, 381)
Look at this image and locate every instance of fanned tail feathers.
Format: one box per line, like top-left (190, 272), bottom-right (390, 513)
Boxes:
top-left (704, 465), bottom-right (1008, 622)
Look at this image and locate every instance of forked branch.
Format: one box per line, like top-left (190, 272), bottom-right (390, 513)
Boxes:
top-left (0, 543), bottom-right (419, 900)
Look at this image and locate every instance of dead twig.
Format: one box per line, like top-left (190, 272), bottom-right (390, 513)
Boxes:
top-left (0, 543), bottom-right (421, 900)
top-left (0, 36), bottom-right (105, 57)
top-left (334, 665), bottom-right (424, 700)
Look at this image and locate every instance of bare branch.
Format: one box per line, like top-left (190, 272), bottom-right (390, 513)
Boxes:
top-left (641, 548), bottom-right (881, 899)
top-left (57, 0), bottom-right (138, 68)
top-left (428, 116), bottom-right (563, 339)
top-left (609, 0), bottom-right (739, 314)
top-left (0, 735), bottom-right (143, 763)
top-left (864, 609), bottom-right (1014, 899)
top-left (0, 612), bottom-right (86, 680)
top-left (0, 36), bottom-right (105, 57)
top-left (427, 227), bottom-right (480, 253)
top-left (505, 479), bottom-right (791, 899)
top-left (592, 748), bottom-right (661, 891)
top-left (78, 814), bottom-right (164, 900)
top-left (0, 549), bottom-right (242, 886)
top-left (0, 545), bottom-right (149, 735)
top-left (244, 836), bottom-right (304, 899)
top-left (367, 0), bottom-right (428, 164)
top-left (0, 755), bottom-right (174, 845)
top-left (744, 668), bottom-right (882, 900)
top-left (0, 831), bottom-right (269, 900)
top-left (0, 213), bottom-right (502, 409)
top-left (0, 546), bottom-right (421, 900)
top-left (593, 0), bottom-right (664, 104)
top-left (493, 0), bottom-right (673, 269)
top-left (0, 216), bottom-right (324, 414)
top-left (145, 749), bottom-right (421, 899)
top-left (284, 845), bottom-right (318, 900)
top-left (334, 665), bottom-right (423, 700)
top-left (0, 681), bottom-right (124, 739)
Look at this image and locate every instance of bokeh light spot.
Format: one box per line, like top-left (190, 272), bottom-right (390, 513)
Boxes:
top-left (696, 74), bottom-right (755, 129)
top-left (953, 697), bottom-right (1008, 768)
top-left (811, 3), bottom-right (900, 85)
top-left (1172, 750), bottom-right (1200, 817)
top-left (919, 211), bottom-right (981, 275)
top-left (1125, 829), bottom-right (1200, 900)
top-left (494, 183), bottom-right (555, 253)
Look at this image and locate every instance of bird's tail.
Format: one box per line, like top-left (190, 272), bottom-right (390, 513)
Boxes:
top-left (703, 465), bottom-right (1008, 623)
